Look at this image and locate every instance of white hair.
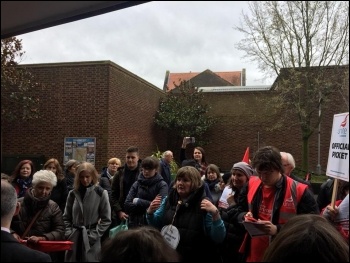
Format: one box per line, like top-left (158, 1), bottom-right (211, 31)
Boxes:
top-left (286, 153), bottom-right (296, 169)
top-left (162, 150), bottom-right (173, 158)
top-left (32, 170), bottom-right (57, 187)
top-left (281, 152), bottom-right (296, 169)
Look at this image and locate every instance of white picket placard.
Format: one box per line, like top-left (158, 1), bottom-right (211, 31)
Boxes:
top-left (326, 112), bottom-right (349, 182)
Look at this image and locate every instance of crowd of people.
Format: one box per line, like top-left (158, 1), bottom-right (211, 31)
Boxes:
top-left (1, 139), bottom-right (349, 262)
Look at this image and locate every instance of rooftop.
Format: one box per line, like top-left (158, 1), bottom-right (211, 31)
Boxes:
top-left (198, 85), bottom-right (271, 92)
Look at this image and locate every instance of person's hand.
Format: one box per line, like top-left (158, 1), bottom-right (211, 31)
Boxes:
top-left (147, 195), bottom-right (162, 214)
top-left (200, 198), bottom-right (215, 213)
top-left (244, 212), bottom-right (254, 220)
top-left (27, 236), bottom-right (46, 244)
top-left (325, 205), bottom-right (339, 220)
top-left (118, 211), bottom-right (129, 221)
top-left (201, 199), bottom-right (221, 220)
top-left (182, 137), bottom-right (189, 148)
top-left (251, 220), bottom-right (278, 236)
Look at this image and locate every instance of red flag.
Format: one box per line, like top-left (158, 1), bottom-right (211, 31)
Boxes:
top-left (242, 147), bottom-right (250, 164)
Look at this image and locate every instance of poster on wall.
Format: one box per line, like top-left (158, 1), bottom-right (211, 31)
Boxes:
top-left (64, 137), bottom-right (96, 165)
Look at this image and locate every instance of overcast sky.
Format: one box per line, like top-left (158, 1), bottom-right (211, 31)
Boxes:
top-left (17, 1), bottom-right (273, 89)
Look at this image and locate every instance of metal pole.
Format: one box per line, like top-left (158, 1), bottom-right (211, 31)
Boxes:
top-left (316, 92), bottom-right (321, 175)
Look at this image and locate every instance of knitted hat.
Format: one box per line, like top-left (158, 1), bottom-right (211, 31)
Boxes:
top-left (231, 162), bottom-right (254, 179)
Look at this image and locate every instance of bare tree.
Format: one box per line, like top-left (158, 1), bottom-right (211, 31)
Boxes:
top-left (235, 1), bottom-right (349, 172)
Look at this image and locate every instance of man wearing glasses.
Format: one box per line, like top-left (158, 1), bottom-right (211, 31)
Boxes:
top-left (233, 146), bottom-right (318, 262)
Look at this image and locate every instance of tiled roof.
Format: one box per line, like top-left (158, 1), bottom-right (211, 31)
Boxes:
top-left (165, 72), bottom-right (199, 91)
top-left (165, 70), bottom-right (243, 91)
top-left (215, 71), bottom-right (242, 86)
top-left (190, 69), bottom-right (233, 87)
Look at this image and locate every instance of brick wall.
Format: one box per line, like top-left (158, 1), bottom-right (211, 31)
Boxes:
top-left (1, 61), bottom-right (348, 174)
top-left (196, 89), bottom-right (348, 172)
top-left (1, 61), bottom-right (167, 172)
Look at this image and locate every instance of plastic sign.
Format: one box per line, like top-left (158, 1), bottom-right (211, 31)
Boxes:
top-left (326, 112), bottom-right (349, 182)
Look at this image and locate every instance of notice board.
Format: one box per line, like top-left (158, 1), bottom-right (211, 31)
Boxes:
top-left (64, 137), bottom-right (96, 165)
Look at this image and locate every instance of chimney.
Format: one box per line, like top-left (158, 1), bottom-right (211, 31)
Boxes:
top-left (163, 70), bottom-right (170, 91)
top-left (242, 68), bottom-right (246, 86)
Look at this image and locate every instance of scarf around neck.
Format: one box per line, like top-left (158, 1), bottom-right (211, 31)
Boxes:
top-left (16, 177), bottom-right (32, 198)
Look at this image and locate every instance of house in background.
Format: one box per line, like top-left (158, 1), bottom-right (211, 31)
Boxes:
top-left (163, 68), bottom-right (246, 91)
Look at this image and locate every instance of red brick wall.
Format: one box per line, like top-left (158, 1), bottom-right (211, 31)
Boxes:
top-left (1, 61), bottom-right (348, 175)
top-left (196, 89), bottom-right (348, 172)
top-left (106, 62), bottom-right (167, 164)
top-left (1, 61), bottom-right (167, 172)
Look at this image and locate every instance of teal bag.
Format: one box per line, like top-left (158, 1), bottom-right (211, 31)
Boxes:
top-left (109, 219), bottom-right (128, 238)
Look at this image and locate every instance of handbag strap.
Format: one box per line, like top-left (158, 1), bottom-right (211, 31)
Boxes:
top-left (21, 209), bottom-right (43, 239)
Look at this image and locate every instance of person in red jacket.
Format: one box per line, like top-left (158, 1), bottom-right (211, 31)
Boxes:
top-left (233, 146), bottom-right (319, 262)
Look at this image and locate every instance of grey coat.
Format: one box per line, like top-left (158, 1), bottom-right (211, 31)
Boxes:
top-left (63, 185), bottom-right (111, 262)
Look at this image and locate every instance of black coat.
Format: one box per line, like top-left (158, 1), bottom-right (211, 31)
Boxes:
top-left (159, 158), bottom-right (171, 186)
top-left (1, 230), bottom-right (52, 262)
top-left (50, 178), bottom-right (68, 212)
top-left (110, 162), bottom-right (142, 216)
top-left (99, 167), bottom-right (113, 201)
top-left (163, 185), bottom-right (221, 262)
top-left (124, 173), bottom-right (168, 228)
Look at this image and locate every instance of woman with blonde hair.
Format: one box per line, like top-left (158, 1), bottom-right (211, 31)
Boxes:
top-left (100, 157), bottom-right (122, 199)
top-left (63, 162), bottom-right (111, 262)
